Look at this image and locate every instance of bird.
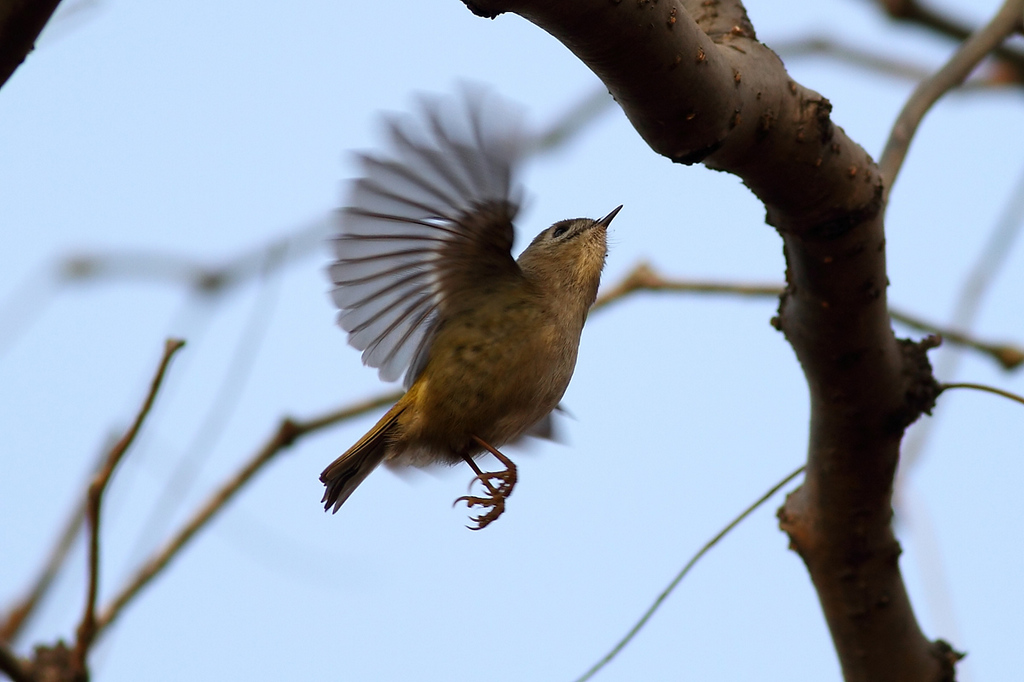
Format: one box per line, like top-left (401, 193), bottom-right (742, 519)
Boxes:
top-left (320, 88), bottom-right (619, 529)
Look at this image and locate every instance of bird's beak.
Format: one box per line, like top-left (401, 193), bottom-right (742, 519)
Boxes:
top-left (598, 205), bottom-right (623, 227)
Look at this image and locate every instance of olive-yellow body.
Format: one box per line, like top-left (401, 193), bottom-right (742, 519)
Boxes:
top-left (319, 91), bottom-right (617, 517)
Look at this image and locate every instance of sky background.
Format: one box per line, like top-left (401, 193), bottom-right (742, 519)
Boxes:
top-left (1, 0), bottom-right (1022, 680)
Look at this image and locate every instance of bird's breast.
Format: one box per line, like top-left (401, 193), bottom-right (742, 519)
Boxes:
top-left (391, 294), bottom-right (584, 463)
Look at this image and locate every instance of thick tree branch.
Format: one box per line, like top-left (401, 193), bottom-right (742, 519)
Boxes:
top-left (464, 1), bottom-right (952, 680)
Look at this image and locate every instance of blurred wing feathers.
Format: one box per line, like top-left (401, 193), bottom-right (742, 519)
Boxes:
top-left (329, 89), bottom-right (526, 386)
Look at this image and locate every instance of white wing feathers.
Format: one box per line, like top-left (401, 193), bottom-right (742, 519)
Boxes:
top-left (329, 90), bottom-right (525, 386)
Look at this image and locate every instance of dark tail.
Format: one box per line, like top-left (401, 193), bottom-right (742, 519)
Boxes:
top-left (320, 404), bottom-right (404, 513)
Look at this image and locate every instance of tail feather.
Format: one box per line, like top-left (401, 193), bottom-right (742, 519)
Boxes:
top-left (320, 404), bottom-right (404, 513)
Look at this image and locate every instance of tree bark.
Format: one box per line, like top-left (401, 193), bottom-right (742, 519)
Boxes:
top-left (463, 1), bottom-right (956, 680)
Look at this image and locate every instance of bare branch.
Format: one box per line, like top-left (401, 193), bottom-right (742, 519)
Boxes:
top-left (0, 433), bottom-right (118, 643)
top-left (874, 0), bottom-right (1024, 79)
top-left (880, 0), bottom-right (1023, 200)
top-left (900, 159), bottom-right (1024, 482)
top-left (891, 308), bottom-right (1024, 370)
top-left (939, 381), bottom-right (1024, 406)
top-left (594, 262), bottom-right (1024, 370)
top-left (71, 338), bottom-right (186, 672)
top-left (773, 34), bottom-right (1015, 87)
top-left (124, 254), bottom-right (287, 571)
top-left (60, 217), bottom-right (329, 295)
top-left (776, 35), bottom-right (934, 81)
top-left (92, 390), bottom-right (401, 640)
top-left (573, 464), bottom-right (806, 682)
top-left (593, 262), bottom-right (781, 311)
top-left (1, 498), bottom-right (85, 644)
top-left (0, 640), bottom-right (30, 682)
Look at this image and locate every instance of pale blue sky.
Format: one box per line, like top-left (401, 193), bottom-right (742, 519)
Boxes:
top-left (2, 1), bottom-right (1022, 680)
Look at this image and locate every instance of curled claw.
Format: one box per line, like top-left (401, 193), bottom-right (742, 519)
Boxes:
top-left (454, 494), bottom-right (506, 530)
top-left (456, 438), bottom-right (519, 530)
top-left (479, 470), bottom-right (515, 496)
top-left (463, 470), bottom-right (512, 495)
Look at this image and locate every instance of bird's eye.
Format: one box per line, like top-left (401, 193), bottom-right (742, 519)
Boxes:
top-left (552, 225), bottom-right (569, 238)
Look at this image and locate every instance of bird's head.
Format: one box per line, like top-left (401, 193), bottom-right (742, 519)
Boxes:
top-left (517, 205), bottom-right (620, 305)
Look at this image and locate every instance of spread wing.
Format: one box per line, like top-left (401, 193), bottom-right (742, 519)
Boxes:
top-left (329, 88), bottom-right (526, 386)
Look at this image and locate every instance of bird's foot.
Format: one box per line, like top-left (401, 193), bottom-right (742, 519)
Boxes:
top-left (470, 466), bottom-right (516, 497)
top-left (454, 491), bottom-right (507, 531)
top-left (454, 438), bottom-right (518, 530)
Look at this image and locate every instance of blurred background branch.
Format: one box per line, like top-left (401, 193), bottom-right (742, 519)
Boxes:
top-left (880, 0), bottom-right (1024, 199)
top-left (873, 0), bottom-right (1024, 80)
top-left (595, 261), bottom-right (1024, 371)
top-left (774, 34), bottom-right (1021, 87)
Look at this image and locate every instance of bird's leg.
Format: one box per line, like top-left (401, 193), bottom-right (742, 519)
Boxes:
top-left (471, 435), bottom-right (518, 496)
top-left (453, 436), bottom-right (518, 530)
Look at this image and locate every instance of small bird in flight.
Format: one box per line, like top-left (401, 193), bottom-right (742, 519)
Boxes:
top-left (321, 89), bottom-right (619, 529)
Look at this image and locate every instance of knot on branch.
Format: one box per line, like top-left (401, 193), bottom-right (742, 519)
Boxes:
top-left (776, 487), bottom-right (811, 558)
top-left (929, 638), bottom-right (966, 682)
top-left (885, 336), bottom-right (941, 435)
top-left (277, 418), bottom-right (302, 449)
top-left (25, 641), bottom-right (87, 682)
top-left (811, 96), bottom-right (834, 145)
top-left (462, 1), bottom-right (500, 19)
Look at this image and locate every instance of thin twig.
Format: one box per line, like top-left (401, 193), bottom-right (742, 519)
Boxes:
top-left (572, 465), bottom-right (806, 682)
top-left (892, 160), bottom-right (1024, 680)
top-left (897, 156), bottom-right (1024, 473)
top-left (593, 262), bottom-right (1024, 369)
top-left (92, 390), bottom-right (401, 640)
top-left (1, 493), bottom-right (87, 643)
top-left (774, 36), bottom-right (931, 82)
top-left (72, 338), bottom-right (186, 671)
top-left (60, 217), bottom-right (330, 294)
top-left (0, 639), bottom-right (29, 682)
top-left (1, 431), bottom-right (118, 643)
top-left (939, 381), bottom-right (1024, 406)
top-left (773, 34), bottom-right (1012, 88)
top-left (593, 262), bottom-right (781, 311)
top-left (879, 0), bottom-right (1023, 200)
top-left (874, 0), bottom-right (1024, 79)
top-left (126, 244), bottom-right (288, 569)
top-left (1, 512), bottom-right (81, 642)
top-left (0, 264), bottom-right (60, 358)
top-left (888, 309), bottom-right (1024, 370)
